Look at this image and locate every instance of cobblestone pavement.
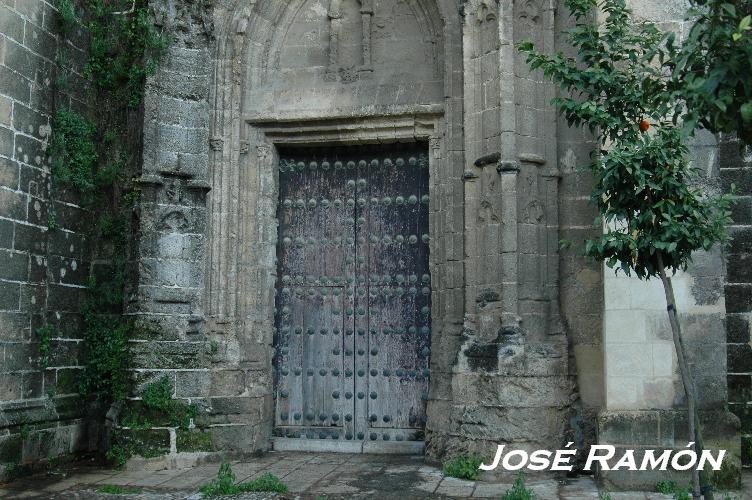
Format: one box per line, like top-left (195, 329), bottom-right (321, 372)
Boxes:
top-left (0, 452), bottom-right (748, 499)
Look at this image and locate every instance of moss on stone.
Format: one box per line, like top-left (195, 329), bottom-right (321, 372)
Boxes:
top-left (176, 429), bottom-right (214, 452)
top-left (0, 435), bottom-right (23, 463)
top-left (120, 401), bottom-right (174, 428)
top-left (114, 428), bottom-right (170, 459)
top-left (56, 370), bottom-right (78, 394)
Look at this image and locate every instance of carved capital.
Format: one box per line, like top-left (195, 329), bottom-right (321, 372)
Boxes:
top-left (519, 0), bottom-right (546, 30)
top-left (465, 0), bottom-right (498, 24)
top-left (328, 0), bottom-right (342, 19)
top-left (257, 143), bottom-right (272, 161)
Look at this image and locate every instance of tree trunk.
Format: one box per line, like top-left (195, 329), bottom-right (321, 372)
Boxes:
top-left (656, 252), bottom-right (713, 500)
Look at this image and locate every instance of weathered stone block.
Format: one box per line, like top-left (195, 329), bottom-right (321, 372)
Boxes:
top-left (0, 66), bottom-right (30, 104)
top-left (116, 428), bottom-right (170, 459)
top-left (46, 284), bottom-right (83, 313)
top-left (134, 285), bottom-right (200, 315)
top-left (208, 396), bottom-right (256, 416)
top-left (11, 102), bottom-right (48, 140)
top-left (0, 373), bottom-right (24, 400)
top-left (729, 195), bottom-right (751, 224)
top-left (155, 123), bottom-right (209, 156)
top-left (46, 229), bottom-right (83, 259)
top-left (0, 435), bottom-right (22, 463)
top-left (729, 226), bottom-right (752, 254)
top-left (0, 250), bottom-right (29, 281)
top-left (728, 375), bottom-right (752, 403)
top-left (175, 428), bottom-right (213, 452)
top-left (146, 73), bottom-right (209, 102)
top-left (598, 409), bottom-right (741, 489)
top-left (597, 411), bottom-right (661, 446)
top-left (0, 6), bottom-right (25, 42)
top-left (157, 96), bottom-right (208, 129)
top-left (451, 373), bottom-right (575, 408)
top-left (721, 167), bottom-right (752, 194)
top-left (22, 21), bottom-right (56, 60)
top-left (209, 370), bottom-right (245, 397)
top-left (0, 125), bottom-right (15, 159)
top-left (0, 157), bottom-right (19, 190)
top-left (210, 424), bottom-right (264, 453)
top-left (727, 314), bottom-right (750, 343)
top-left (131, 341), bottom-right (208, 370)
top-left (728, 343), bottom-right (752, 373)
top-left (21, 426), bottom-right (72, 463)
top-left (176, 370), bottom-right (211, 397)
top-left (726, 284), bottom-right (752, 313)
top-left (0, 312), bottom-right (30, 340)
top-left (139, 258), bottom-right (201, 288)
top-left (0, 219), bottom-right (13, 249)
top-left (46, 339), bottom-right (82, 368)
top-left (3, 342), bottom-right (38, 371)
top-left (727, 253), bottom-right (752, 284)
top-left (158, 47), bottom-right (209, 76)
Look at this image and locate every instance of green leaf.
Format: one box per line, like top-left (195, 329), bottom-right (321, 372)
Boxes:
top-left (742, 102), bottom-right (752, 123)
top-left (740, 15), bottom-right (752, 31)
top-left (721, 3), bottom-right (736, 17)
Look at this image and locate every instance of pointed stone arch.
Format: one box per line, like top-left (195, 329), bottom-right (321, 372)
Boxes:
top-left (200, 0), bottom-right (466, 454)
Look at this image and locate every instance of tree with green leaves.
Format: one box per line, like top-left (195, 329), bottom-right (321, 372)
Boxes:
top-left (673, 1), bottom-right (752, 144)
top-left (518, 1), bottom-right (735, 498)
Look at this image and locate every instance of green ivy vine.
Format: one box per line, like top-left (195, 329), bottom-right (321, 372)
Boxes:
top-left (49, 0), bottom-right (168, 406)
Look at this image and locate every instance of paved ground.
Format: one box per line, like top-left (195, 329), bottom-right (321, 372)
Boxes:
top-left (0, 452), bottom-right (748, 499)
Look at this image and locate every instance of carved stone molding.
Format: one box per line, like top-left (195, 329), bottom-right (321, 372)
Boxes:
top-left (256, 143), bottom-right (271, 160)
top-left (518, 0), bottom-right (543, 27)
top-left (465, 0), bottom-right (499, 24)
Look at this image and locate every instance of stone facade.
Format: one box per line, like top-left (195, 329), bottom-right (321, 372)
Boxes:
top-left (0, 0), bottom-right (747, 491)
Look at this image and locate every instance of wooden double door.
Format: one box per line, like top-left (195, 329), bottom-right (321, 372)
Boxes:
top-left (273, 143), bottom-right (431, 443)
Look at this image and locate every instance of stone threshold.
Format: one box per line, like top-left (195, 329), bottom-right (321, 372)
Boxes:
top-left (272, 437), bottom-right (424, 454)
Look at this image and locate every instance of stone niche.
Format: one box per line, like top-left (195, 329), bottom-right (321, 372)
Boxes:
top-left (241, 0), bottom-right (444, 119)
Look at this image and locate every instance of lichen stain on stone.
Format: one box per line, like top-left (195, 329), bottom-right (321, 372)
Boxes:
top-left (574, 267), bottom-right (600, 290)
top-left (690, 276), bottom-right (723, 305)
top-left (464, 339), bottom-right (499, 372)
top-left (463, 326), bottom-right (523, 372)
top-left (475, 289), bottom-right (499, 309)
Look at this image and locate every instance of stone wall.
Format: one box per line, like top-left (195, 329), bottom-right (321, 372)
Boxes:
top-left (596, 0), bottom-right (743, 489)
top-left (555, 2), bottom-right (604, 456)
top-left (120, 0), bottom-right (224, 458)
top-left (428, 0), bottom-right (580, 460)
top-left (0, 0), bottom-right (98, 477)
top-left (721, 135), bottom-right (752, 467)
top-left (600, 132), bottom-right (729, 415)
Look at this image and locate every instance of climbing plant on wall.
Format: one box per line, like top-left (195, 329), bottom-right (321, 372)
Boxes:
top-left (518, 0), bottom-right (735, 498)
top-left (50, 0), bottom-right (168, 404)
